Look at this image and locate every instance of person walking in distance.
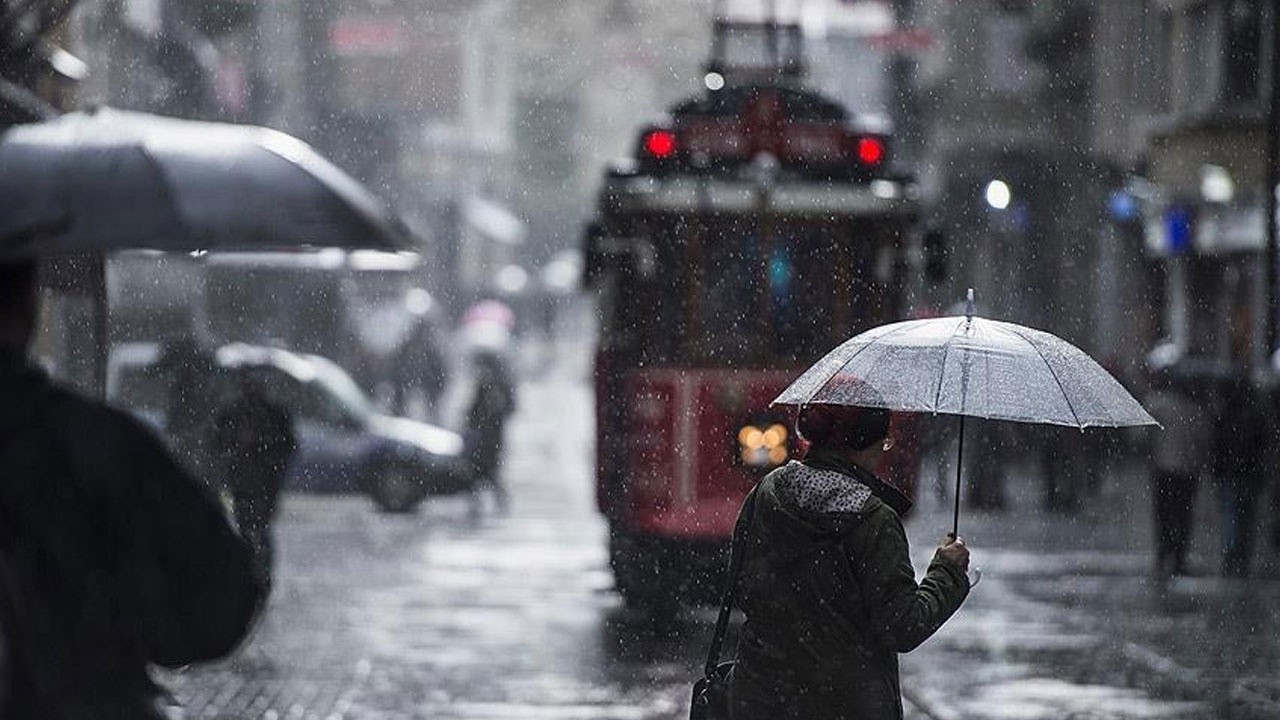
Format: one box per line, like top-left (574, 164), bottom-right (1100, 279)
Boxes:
top-left (214, 373), bottom-right (298, 589)
top-left (1143, 361), bottom-right (1209, 578)
top-left (1213, 373), bottom-right (1269, 577)
top-left (466, 349), bottom-right (516, 516)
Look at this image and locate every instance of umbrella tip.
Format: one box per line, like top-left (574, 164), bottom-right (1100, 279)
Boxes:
top-left (965, 288), bottom-right (975, 321)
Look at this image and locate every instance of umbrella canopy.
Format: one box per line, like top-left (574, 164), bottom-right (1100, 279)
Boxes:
top-left (774, 301), bottom-right (1156, 542)
top-left (0, 107), bottom-right (414, 259)
top-left (773, 314), bottom-right (1156, 429)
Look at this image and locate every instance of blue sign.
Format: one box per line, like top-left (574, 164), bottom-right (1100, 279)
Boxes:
top-left (1165, 205), bottom-right (1193, 255)
top-left (1107, 190), bottom-right (1139, 222)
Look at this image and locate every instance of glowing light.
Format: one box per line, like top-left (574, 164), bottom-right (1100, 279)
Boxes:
top-left (643, 130), bottom-right (677, 159)
top-left (739, 423), bottom-right (789, 467)
top-left (763, 424), bottom-right (786, 448)
top-left (985, 180), bottom-right (1011, 210)
top-left (857, 137), bottom-right (885, 166)
top-left (704, 72), bottom-right (725, 91)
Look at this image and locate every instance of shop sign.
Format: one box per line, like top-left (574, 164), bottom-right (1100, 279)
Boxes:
top-left (330, 18), bottom-right (409, 57)
top-left (1145, 204), bottom-right (1192, 257)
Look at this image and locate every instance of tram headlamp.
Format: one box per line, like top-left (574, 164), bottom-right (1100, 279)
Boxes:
top-left (737, 422), bottom-right (789, 468)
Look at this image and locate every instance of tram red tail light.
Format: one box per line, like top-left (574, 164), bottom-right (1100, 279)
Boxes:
top-left (642, 129), bottom-right (678, 160)
top-left (855, 136), bottom-right (886, 168)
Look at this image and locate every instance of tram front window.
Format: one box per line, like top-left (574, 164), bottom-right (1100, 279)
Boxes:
top-left (681, 221), bottom-right (840, 366)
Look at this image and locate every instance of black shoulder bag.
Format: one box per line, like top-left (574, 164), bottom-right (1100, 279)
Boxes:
top-left (690, 485), bottom-right (759, 720)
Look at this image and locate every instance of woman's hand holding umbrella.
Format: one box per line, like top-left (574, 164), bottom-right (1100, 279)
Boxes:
top-left (939, 535), bottom-right (970, 572)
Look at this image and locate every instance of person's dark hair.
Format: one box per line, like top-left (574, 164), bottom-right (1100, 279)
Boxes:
top-left (797, 403), bottom-right (891, 452)
top-left (0, 259), bottom-right (37, 311)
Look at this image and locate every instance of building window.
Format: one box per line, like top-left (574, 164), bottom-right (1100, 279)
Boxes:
top-left (1183, 2), bottom-right (1224, 114)
top-left (982, 13), bottom-right (1034, 94)
top-left (1171, 0), bottom-right (1265, 116)
top-left (1222, 0), bottom-right (1262, 104)
top-left (1139, 2), bottom-right (1173, 113)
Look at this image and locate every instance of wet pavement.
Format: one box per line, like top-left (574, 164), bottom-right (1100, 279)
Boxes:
top-left (162, 339), bottom-right (1280, 720)
top-left (900, 450), bottom-right (1280, 720)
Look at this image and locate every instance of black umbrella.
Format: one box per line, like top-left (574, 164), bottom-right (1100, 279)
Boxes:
top-left (0, 107), bottom-right (414, 258)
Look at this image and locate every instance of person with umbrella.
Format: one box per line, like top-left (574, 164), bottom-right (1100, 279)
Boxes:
top-left (0, 259), bottom-right (263, 718)
top-left (712, 291), bottom-right (1154, 719)
top-left (726, 397), bottom-right (971, 720)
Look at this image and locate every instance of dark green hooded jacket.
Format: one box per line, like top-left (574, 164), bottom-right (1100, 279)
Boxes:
top-left (727, 451), bottom-right (969, 720)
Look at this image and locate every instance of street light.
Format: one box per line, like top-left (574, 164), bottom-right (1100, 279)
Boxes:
top-left (984, 180), bottom-right (1012, 210)
top-left (1199, 164), bottom-right (1235, 204)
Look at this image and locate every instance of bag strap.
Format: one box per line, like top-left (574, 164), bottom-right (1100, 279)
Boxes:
top-left (702, 484), bottom-right (760, 679)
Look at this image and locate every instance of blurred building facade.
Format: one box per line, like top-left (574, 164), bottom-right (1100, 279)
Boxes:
top-left (903, 0), bottom-right (1275, 383)
top-left (901, 0), bottom-right (1151, 379)
top-left (1122, 0), bottom-right (1272, 375)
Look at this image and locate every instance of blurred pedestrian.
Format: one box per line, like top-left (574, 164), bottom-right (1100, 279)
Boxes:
top-left (965, 418), bottom-right (1006, 510)
top-left (1143, 365), bottom-right (1208, 577)
top-left (1038, 425), bottom-right (1084, 512)
top-left (393, 316), bottom-right (449, 422)
top-left (214, 374), bottom-right (297, 589)
top-left (0, 259), bottom-right (263, 718)
top-left (727, 403), bottom-right (971, 720)
top-left (158, 334), bottom-right (223, 489)
top-left (465, 350), bottom-right (516, 516)
top-left (1212, 374), bottom-right (1269, 577)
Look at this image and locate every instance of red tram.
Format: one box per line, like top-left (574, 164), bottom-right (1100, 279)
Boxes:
top-left (584, 19), bottom-right (923, 607)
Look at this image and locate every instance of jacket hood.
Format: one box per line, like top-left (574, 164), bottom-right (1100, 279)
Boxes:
top-left (0, 346), bottom-right (49, 442)
top-left (764, 460), bottom-right (883, 538)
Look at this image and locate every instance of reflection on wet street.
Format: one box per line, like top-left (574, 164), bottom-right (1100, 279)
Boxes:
top-left (164, 344), bottom-right (1280, 720)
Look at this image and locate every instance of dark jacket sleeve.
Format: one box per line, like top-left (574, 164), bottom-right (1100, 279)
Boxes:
top-left (68, 402), bottom-right (265, 667)
top-left (855, 508), bottom-right (969, 653)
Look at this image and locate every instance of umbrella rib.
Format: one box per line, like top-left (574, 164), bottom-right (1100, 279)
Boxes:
top-left (1006, 325), bottom-right (1082, 427)
top-left (931, 317), bottom-right (967, 413)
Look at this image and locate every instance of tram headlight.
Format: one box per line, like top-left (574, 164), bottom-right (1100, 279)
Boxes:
top-left (737, 422), bottom-right (789, 468)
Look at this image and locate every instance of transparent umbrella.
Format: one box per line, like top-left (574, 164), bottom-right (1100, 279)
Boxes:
top-left (773, 290), bottom-right (1157, 536)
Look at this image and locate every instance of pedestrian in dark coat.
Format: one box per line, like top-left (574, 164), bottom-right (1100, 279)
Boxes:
top-left (1144, 369), bottom-right (1208, 577)
top-left (728, 404), bottom-right (971, 720)
top-left (0, 259), bottom-right (264, 718)
top-left (466, 350), bottom-right (516, 515)
top-left (393, 316), bottom-right (449, 422)
top-left (1213, 374), bottom-right (1268, 577)
top-left (158, 335), bottom-right (223, 490)
top-left (214, 374), bottom-right (298, 589)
